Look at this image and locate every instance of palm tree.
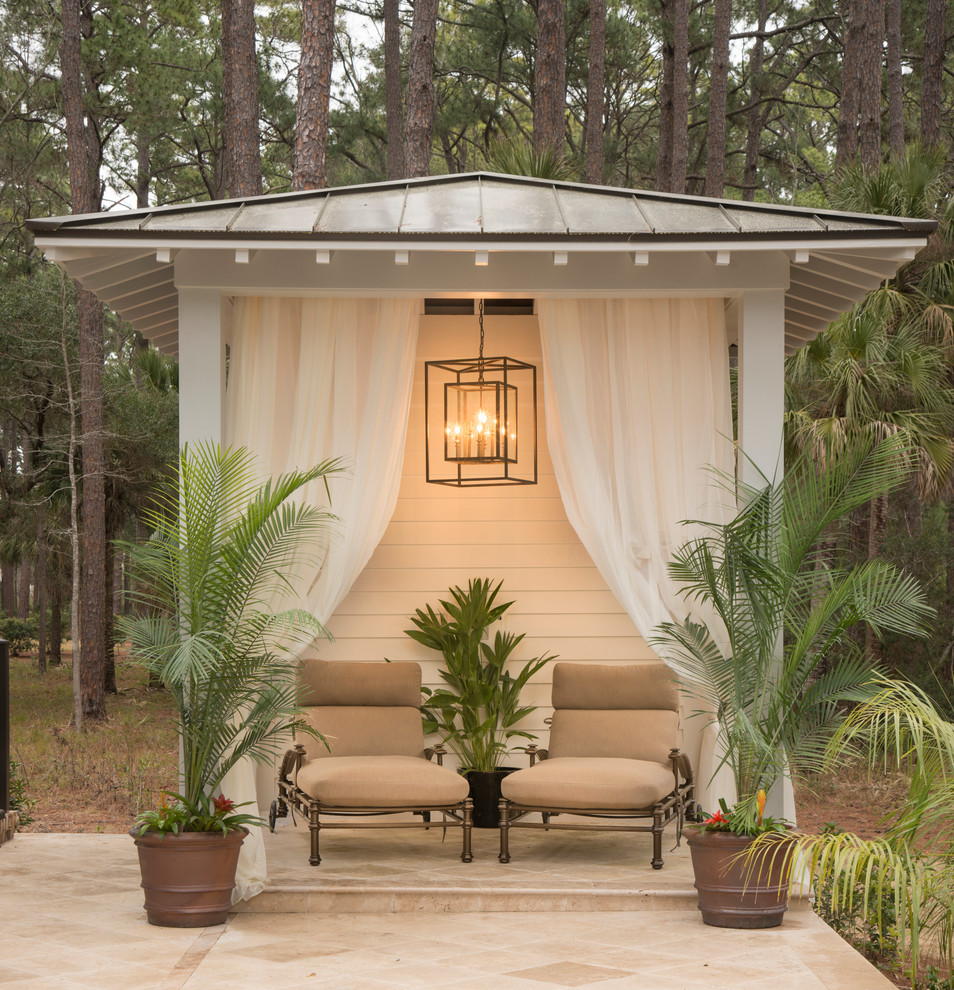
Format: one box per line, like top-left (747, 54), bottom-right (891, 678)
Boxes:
top-left (652, 435), bottom-right (934, 817)
top-left (118, 442), bottom-right (343, 812)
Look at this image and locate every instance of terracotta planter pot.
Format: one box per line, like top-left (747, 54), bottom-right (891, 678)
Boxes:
top-left (686, 827), bottom-right (793, 929)
top-left (464, 768), bottom-right (518, 828)
top-left (129, 827), bottom-right (247, 927)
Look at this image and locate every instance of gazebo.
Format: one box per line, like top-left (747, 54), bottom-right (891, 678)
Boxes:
top-left (28, 173), bottom-right (934, 896)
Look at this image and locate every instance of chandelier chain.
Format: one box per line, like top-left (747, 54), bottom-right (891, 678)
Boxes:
top-left (478, 298), bottom-right (485, 383)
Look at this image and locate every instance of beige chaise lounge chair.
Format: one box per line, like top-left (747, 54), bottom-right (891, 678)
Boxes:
top-left (498, 662), bottom-right (694, 869)
top-left (271, 659), bottom-right (473, 864)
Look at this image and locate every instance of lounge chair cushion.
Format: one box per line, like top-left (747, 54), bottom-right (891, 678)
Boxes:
top-left (297, 755), bottom-right (470, 808)
top-left (501, 757), bottom-right (675, 810)
top-left (551, 662), bottom-right (678, 711)
top-left (547, 710), bottom-right (678, 764)
top-left (300, 706), bottom-right (425, 760)
top-left (300, 658), bottom-right (422, 707)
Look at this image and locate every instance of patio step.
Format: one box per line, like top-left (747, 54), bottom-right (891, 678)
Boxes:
top-left (238, 883), bottom-right (813, 915)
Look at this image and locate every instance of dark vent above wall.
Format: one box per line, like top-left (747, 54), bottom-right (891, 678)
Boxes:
top-left (423, 298), bottom-right (535, 316)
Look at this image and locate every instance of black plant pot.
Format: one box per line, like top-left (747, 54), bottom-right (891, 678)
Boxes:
top-left (464, 767), bottom-right (518, 828)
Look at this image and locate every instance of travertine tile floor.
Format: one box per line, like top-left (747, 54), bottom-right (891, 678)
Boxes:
top-left (0, 830), bottom-right (895, 989)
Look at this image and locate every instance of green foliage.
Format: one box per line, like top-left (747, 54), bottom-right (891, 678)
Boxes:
top-left (8, 759), bottom-right (35, 828)
top-left (813, 822), bottom-right (901, 968)
top-left (0, 617), bottom-right (39, 656)
top-left (781, 677), bottom-right (954, 981)
top-left (132, 790), bottom-right (261, 836)
top-left (485, 142), bottom-right (577, 180)
top-left (696, 795), bottom-right (790, 837)
top-left (652, 435), bottom-right (935, 808)
top-left (117, 442), bottom-right (343, 818)
top-left (408, 578), bottom-right (556, 773)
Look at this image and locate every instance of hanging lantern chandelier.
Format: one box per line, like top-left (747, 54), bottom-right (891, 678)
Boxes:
top-left (425, 300), bottom-right (537, 487)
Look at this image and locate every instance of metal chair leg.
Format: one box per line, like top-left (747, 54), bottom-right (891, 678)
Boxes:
top-left (498, 797), bottom-right (511, 863)
top-left (308, 804), bottom-right (322, 865)
top-left (461, 798), bottom-right (474, 863)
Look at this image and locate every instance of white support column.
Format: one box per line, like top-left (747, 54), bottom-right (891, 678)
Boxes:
top-left (177, 287), bottom-right (226, 450)
top-left (738, 288), bottom-right (796, 823)
top-left (738, 290), bottom-right (785, 487)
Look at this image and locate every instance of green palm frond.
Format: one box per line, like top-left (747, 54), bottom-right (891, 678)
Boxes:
top-left (117, 442), bottom-right (344, 809)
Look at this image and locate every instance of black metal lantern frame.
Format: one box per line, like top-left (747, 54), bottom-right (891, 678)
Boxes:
top-left (425, 304), bottom-right (538, 487)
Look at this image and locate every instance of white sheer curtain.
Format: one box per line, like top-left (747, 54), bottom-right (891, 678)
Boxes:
top-left (537, 298), bottom-right (734, 811)
top-left (221, 296), bottom-right (420, 900)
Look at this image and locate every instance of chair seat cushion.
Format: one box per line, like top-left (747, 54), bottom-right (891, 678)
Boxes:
top-left (501, 757), bottom-right (675, 811)
top-left (297, 756), bottom-right (470, 809)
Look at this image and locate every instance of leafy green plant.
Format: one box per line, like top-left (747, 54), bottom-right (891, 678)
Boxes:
top-left (117, 442), bottom-right (342, 827)
top-left (695, 791), bottom-right (789, 838)
top-left (8, 759), bottom-right (35, 828)
top-left (408, 578), bottom-right (555, 773)
top-left (133, 791), bottom-right (261, 837)
top-left (812, 822), bottom-right (900, 968)
top-left (652, 434), bottom-right (935, 825)
top-left (781, 677), bottom-right (954, 981)
top-left (0, 617), bottom-right (38, 657)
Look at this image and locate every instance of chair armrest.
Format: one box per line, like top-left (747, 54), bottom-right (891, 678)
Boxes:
top-left (669, 748), bottom-right (693, 784)
top-left (280, 744), bottom-right (307, 784)
top-left (517, 744), bottom-right (548, 765)
top-left (424, 745), bottom-right (447, 765)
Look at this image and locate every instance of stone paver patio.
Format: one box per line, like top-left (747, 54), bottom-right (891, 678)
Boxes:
top-left (0, 824), bottom-right (895, 989)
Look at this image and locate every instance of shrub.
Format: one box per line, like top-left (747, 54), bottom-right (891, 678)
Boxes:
top-left (0, 617), bottom-right (38, 656)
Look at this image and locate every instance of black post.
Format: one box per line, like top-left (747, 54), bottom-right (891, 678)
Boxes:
top-left (0, 639), bottom-right (8, 823)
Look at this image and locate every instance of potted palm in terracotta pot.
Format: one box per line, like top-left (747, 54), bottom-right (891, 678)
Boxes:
top-left (120, 442), bottom-right (340, 927)
top-left (409, 578), bottom-right (556, 827)
top-left (653, 435), bottom-right (934, 929)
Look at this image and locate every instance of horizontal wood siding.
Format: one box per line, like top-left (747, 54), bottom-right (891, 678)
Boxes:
top-left (313, 313), bottom-right (701, 766)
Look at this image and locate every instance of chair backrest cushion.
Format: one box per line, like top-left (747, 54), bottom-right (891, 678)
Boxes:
top-left (298, 659), bottom-right (426, 760)
top-left (301, 706), bottom-right (425, 760)
top-left (300, 658), bottom-right (422, 707)
top-left (547, 709), bottom-right (678, 763)
top-left (547, 662), bottom-right (680, 764)
top-left (551, 662), bottom-right (678, 711)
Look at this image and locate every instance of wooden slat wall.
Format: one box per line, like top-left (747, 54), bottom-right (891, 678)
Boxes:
top-left (312, 313), bottom-right (702, 765)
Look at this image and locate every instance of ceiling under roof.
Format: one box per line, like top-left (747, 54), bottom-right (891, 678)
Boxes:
top-left (28, 172), bottom-right (935, 355)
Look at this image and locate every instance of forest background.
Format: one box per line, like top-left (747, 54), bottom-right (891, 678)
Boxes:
top-left (1, 0), bottom-right (954, 731)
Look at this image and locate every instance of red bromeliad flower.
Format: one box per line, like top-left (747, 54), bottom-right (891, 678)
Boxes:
top-left (703, 809), bottom-right (729, 827)
top-left (213, 795), bottom-right (236, 815)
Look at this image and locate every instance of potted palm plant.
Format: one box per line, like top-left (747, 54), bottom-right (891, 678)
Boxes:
top-left (652, 434), bottom-right (934, 928)
top-left (408, 578), bottom-right (556, 827)
top-left (120, 442), bottom-right (341, 927)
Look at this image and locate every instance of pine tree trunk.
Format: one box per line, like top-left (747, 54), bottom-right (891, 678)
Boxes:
top-left (50, 567), bottom-right (62, 667)
top-left (865, 493), bottom-right (888, 663)
top-left (534, 0), bottom-right (566, 157)
top-left (669, 0), bottom-right (689, 193)
top-left (78, 287), bottom-right (106, 722)
top-left (920, 0), bottom-right (946, 148)
top-left (17, 559), bottom-right (30, 619)
top-left (0, 565), bottom-right (13, 615)
top-left (293, 0), bottom-right (335, 191)
top-left (655, 0), bottom-right (674, 192)
top-left (858, 0), bottom-right (885, 169)
top-left (885, 0), bottom-right (904, 154)
top-left (36, 521), bottom-right (47, 674)
top-left (61, 0), bottom-right (106, 725)
top-left (385, 0), bottom-right (405, 179)
top-left (705, 0), bottom-right (731, 197)
top-left (742, 0), bottom-right (767, 200)
top-left (836, 0), bottom-right (866, 168)
top-left (584, 0), bottom-right (606, 183)
top-left (104, 541), bottom-right (116, 695)
top-left (222, 0), bottom-right (263, 197)
top-left (405, 0), bottom-right (440, 177)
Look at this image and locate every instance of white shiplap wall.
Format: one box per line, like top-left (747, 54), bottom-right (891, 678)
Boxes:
top-left (311, 312), bottom-right (700, 763)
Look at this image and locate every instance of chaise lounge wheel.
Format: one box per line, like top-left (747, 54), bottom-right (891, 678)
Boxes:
top-left (268, 800), bottom-right (278, 832)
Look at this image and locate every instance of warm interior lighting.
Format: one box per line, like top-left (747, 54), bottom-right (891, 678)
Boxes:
top-left (424, 300), bottom-right (537, 487)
